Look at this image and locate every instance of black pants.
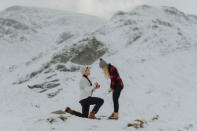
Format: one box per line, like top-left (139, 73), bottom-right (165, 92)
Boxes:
top-left (113, 87), bottom-right (122, 113)
top-left (72, 97), bottom-right (104, 118)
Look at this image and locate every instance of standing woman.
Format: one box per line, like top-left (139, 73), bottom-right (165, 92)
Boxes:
top-left (99, 59), bottom-right (124, 119)
top-left (65, 66), bottom-right (104, 119)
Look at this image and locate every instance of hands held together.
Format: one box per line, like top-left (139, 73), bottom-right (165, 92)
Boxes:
top-left (94, 82), bottom-right (100, 89)
top-left (94, 82), bottom-right (113, 93)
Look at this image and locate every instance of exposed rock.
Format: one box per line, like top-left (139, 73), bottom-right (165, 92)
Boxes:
top-left (127, 115), bottom-right (159, 129)
top-left (58, 115), bottom-right (68, 121)
top-left (16, 36), bottom-right (107, 87)
top-left (56, 64), bottom-right (80, 72)
top-left (48, 88), bottom-right (63, 98)
top-left (184, 124), bottom-right (193, 130)
top-left (152, 114), bottom-right (159, 121)
top-left (51, 52), bottom-right (70, 64)
top-left (0, 18), bottom-right (36, 42)
top-left (47, 117), bottom-right (56, 124)
top-left (27, 79), bottom-right (60, 93)
top-left (46, 115), bottom-right (67, 124)
top-left (152, 19), bottom-right (172, 27)
top-left (51, 110), bottom-right (66, 114)
top-left (70, 37), bottom-right (107, 65)
top-left (127, 119), bottom-right (147, 129)
top-left (56, 32), bottom-right (74, 44)
top-left (46, 74), bottom-right (57, 79)
top-left (51, 36), bottom-right (107, 65)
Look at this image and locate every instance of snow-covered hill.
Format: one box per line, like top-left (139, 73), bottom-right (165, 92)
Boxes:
top-left (0, 5), bottom-right (105, 69)
top-left (0, 5), bottom-right (197, 131)
top-left (95, 5), bottom-right (197, 56)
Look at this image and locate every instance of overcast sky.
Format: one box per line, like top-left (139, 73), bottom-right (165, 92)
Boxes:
top-left (0, 0), bottom-right (197, 18)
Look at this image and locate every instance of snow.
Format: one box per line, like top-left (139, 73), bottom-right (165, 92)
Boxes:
top-left (0, 5), bottom-right (197, 131)
top-left (0, 5), bottom-right (105, 69)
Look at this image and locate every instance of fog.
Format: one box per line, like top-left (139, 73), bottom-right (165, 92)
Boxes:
top-left (0, 0), bottom-right (196, 18)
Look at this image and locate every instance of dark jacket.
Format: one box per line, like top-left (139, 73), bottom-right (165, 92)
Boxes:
top-left (108, 64), bottom-right (124, 90)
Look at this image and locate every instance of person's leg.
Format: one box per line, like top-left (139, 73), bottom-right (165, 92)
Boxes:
top-left (113, 88), bottom-right (122, 113)
top-left (108, 88), bottom-right (122, 119)
top-left (71, 110), bottom-right (83, 117)
top-left (81, 104), bottom-right (90, 118)
top-left (65, 107), bottom-right (84, 117)
top-left (66, 104), bottom-right (89, 118)
top-left (80, 98), bottom-right (90, 118)
top-left (66, 98), bottom-right (90, 118)
top-left (86, 97), bottom-right (104, 114)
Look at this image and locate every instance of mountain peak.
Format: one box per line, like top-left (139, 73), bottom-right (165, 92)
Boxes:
top-left (3, 5), bottom-right (50, 13)
top-left (113, 5), bottom-right (195, 19)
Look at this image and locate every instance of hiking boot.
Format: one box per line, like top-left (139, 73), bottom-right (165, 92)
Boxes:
top-left (108, 112), bottom-right (119, 120)
top-left (88, 112), bottom-right (96, 119)
top-left (65, 107), bottom-right (73, 114)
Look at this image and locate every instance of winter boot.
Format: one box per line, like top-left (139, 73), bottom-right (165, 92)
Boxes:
top-left (88, 112), bottom-right (96, 119)
top-left (65, 107), bottom-right (73, 114)
top-left (108, 112), bottom-right (119, 120)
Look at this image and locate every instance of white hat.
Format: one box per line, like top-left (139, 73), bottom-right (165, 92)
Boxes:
top-left (80, 66), bottom-right (89, 75)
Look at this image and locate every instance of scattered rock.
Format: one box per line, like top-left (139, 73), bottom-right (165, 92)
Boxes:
top-left (46, 115), bottom-right (67, 124)
top-left (58, 115), bottom-right (68, 121)
top-left (51, 110), bottom-right (66, 114)
top-left (128, 123), bottom-right (140, 129)
top-left (47, 117), bottom-right (56, 124)
top-left (127, 119), bottom-right (147, 129)
top-left (48, 88), bottom-right (63, 98)
top-left (184, 124), bottom-right (193, 130)
top-left (127, 115), bottom-right (159, 129)
top-left (135, 119), bottom-right (147, 128)
top-left (152, 114), bottom-right (159, 121)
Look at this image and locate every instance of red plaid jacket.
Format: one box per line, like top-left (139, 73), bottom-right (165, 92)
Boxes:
top-left (109, 64), bottom-right (124, 90)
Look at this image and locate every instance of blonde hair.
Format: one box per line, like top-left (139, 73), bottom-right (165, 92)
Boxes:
top-left (103, 65), bottom-right (110, 79)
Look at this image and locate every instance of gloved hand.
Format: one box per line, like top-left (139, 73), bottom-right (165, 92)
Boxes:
top-left (108, 88), bottom-right (113, 93)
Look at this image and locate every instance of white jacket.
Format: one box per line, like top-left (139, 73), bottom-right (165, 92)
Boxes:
top-left (79, 76), bottom-right (95, 100)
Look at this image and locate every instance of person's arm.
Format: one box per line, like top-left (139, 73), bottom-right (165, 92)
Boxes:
top-left (110, 67), bottom-right (118, 90)
top-left (90, 78), bottom-right (100, 91)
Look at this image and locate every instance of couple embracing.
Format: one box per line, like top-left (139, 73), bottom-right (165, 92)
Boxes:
top-left (65, 59), bottom-right (124, 120)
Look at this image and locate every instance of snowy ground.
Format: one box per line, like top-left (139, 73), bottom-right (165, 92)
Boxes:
top-left (1, 50), bottom-right (197, 131)
top-left (0, 5), bottom-right (197, 131)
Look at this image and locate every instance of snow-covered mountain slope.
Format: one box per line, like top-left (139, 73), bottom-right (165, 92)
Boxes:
top-left (95, 5), bottom-right (197, 56)
top-left (0, 5), bottom-right (105, 69)
top-left (0, 5), bottom-right (197, 131)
